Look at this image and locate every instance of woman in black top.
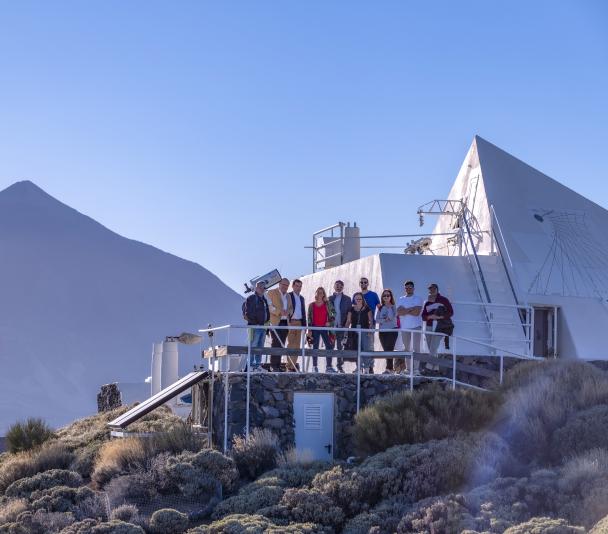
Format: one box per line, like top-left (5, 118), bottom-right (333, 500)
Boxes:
top-left (346, 292), bottom-right (374, 373)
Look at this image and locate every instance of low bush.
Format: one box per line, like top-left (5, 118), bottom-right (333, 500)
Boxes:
top-left (163, 449), bottom-right (239, 494)
top-left (0, 443), bottom-right (74, 493)
top-left (109, 505), bottom-right (140, 525)
top-left (591, 514), bottom-right (608, 534)
top-left (148, 508), bottom-right (189, 534)
top-left (396, 494), bottom-right (477, 534)
top-left (498, 360), bottom-right (608, 466)
top-left (503, 517), bottom-right (585, 534)
top-left (91, 439), bottom-right (146, 488)
top-left (187, 513), bottom-right (326, 533)
top-left (353, 385), bottom-right (501, 455)
top-left (104, 472), bottom-right (157, 507)
top-left (32, 509), bottom-right (75, 532)
top-left (550, 405), bottom-right (608, 462)
top-left (59, 519), bottom-right (145, 534)
top-left (5, 418), bottom-right (55, 454)
top-left (5, 469), bottom-right (82, 498)
top-left (70, 442), bottom-right (103, 479)
top-left (0, 499), bottom-right (28, 525)
top-left (143, 422), bottom-right (205, 456)
top-left (231, 428), bottom-right (281, 480)
top-left (30, 485), bottom-right (97, 513)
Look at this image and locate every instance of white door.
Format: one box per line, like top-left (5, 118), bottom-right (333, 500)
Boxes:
top-left (294, 392), bottom-right (334, 461)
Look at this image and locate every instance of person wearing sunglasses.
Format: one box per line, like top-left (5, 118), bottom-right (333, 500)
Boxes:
top-left (346, 292), bottom-right (374, 373)
top-left (376, 289), bottom-right (398, 373)
top-left (359, 277), bottom-right (380, 373)
top-left (396, 280), bottom-right (423, 374)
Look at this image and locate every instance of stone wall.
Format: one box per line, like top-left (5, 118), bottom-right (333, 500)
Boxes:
top-left (97, 383), bottom-right (121, 412)
top-left (210, 373), bottom-right (427, 458)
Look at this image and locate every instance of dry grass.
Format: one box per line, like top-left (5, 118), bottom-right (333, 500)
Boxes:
top-left (91, 438), bottom-right (146, 488)
top-left (231, 428), bottom-right (281, 480)
top-left (0, 442), bottom-right (74, 493)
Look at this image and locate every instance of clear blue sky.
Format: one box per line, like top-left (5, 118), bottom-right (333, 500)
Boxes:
top-left (1, 1), bottom-right (607, 292)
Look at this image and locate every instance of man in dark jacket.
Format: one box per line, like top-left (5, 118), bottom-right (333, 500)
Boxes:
top-left (243, 281), bottom-right (270, 370)
top-left (421, 283), bottom-right (454, 356)
top-left (286, 279), bottom-right (307, 371)
top-left (329, 280), bottom-right (352, 373)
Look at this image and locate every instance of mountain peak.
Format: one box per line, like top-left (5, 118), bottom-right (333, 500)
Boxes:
top-left (0, 180), bottom-right (59, 203)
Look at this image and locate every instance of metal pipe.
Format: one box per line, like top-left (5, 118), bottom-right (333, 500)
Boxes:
top-left (452, 338), bottom-right (456, 391)
top-left (499, 355), bottom-right (504, 384)
top-left (245, 329), bottom-right (252, 439)
top-left (223, 370), bottom-right (229, 454)
top-left (356, 328), bottom-right (361, 413)
top-left (301, 329), bottom-right (306, 372)
top-left (410, 353), bottom-right (414, 391)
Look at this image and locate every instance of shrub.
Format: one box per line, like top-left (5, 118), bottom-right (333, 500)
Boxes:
top-left (503, 517), bottom-right (585, 534)
top-left (148, 508), bottom-right (189, 534)
top-left (5, 418), bottom-right (55, 454)
top-left (0, 443), bottom-right (74, 493)
top-left (353, 385), bottom-right (501, 455)
top-left (5, 469), bottom-right (82, 498)
top-left (231, 428), bottom-right (281, 480)
top-left (212, 484), bottom-right (285, 518)
top-left (30, 485), bottom-right (96, 513)
top-left (281, 487), bottom-right (345, 528)
top-left (31, 509), bottom-right (75, 532)
top-left (396, 494), bottom-right (477, 534)
top-left (591, 514), bottom-right (608, 534)
top-left (104, 472), bottom-right (157, 507)
top-left (190, 514), bottom-right (325, 533)
top-left (0, 499), bottom-right (28, 524)
top-left (109, 505), bottom-right (139, 525)
top-left (59, 519), bottom-right (145, 534)
top-left (550, 405), bottom-right (608, 462)
top-left (498, 361), bottom-right (608, 466)
top-left (70, 442), bottom-right (103, 479)
top-left (143, 423), bottom-right (205, 456)
top-left (164, 449), bottom-right (239, 494)
top-left (91, 439), bottom-right (146, 488)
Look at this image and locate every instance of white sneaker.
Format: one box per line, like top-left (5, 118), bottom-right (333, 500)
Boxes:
top-left (326, 366), bottom-right (336, 373)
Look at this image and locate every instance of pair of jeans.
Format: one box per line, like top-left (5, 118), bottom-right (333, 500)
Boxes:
top-left (379, 331), bottom-right (398, 370)
top-left (312, 329), bottom-right (333, 367)
top-left (249, 326), bottom-right (266, 367)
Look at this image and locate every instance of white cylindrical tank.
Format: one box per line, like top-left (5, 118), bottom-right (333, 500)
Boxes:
top-left (160, 340), bottom-right (179, 395)
top-left (151, 342), bottom-right (163, 396)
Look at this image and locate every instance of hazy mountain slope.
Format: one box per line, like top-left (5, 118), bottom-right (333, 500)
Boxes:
top-left (0, 181), bottom-right (243, 432)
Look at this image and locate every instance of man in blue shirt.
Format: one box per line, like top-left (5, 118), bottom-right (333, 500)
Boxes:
top-left (359, 277), bottom-right (380, 373)
top-left (359, 277), bottom-right (380, 313)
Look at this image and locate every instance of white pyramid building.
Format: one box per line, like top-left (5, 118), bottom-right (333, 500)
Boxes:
top-left (301, 136), bottom-right (608, 361)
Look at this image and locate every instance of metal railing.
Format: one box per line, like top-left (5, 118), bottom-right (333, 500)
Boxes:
top-left (197, 323), bottom-right (540, 452)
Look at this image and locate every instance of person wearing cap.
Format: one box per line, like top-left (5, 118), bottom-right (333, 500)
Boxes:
top-left (396, 280), bottom-right (423, 374)
top-left (422, 283), bottom-right (454, 357)
top-left (329, 280), bottom-right (352, 372)
top-left (243, 281), bottom-right (270, 371)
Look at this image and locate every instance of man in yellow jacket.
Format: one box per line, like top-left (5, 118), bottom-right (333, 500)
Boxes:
top-left (266, 278), bottom-right (293, 371)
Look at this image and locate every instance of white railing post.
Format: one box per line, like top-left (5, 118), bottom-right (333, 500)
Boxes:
top-left (356, 327), bottom-right (361, 413)
top-left (300, 328), bottom-right (306, 372)
top-left (223, 368), bottom-right (229, 454)
top-left (451, 337), bottom-right (456, 390)
top-left (499, 354), bottom-right (504, 385)
top-left (245, 330), bottom-right (251, 440)
top-left (409, 351), bottom-right (414, 391)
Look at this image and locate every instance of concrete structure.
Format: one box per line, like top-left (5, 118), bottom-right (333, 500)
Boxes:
top-left (303, 136), bottom-right (608, 361)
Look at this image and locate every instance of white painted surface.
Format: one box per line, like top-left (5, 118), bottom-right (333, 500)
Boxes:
top-left (160, 342), bottom-right (179, 406)
top-left (294, 392), bottom-right (334, 461)
top-left (151, 342), bottom-right (163, 396)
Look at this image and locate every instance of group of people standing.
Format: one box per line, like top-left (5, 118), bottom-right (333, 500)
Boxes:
top-left (242, 276), bottom-right (454, 374)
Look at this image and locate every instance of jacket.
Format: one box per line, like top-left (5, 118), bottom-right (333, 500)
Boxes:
top-left (329, 293), bottom-right (352, 327)
top-left (289, 292), bottom-right (307, 326)
top-left (244, 293), bottom-right (270, 326)
top-left (421, 294), bottom-right (454, 328)
top-left (266, 287), bottom-right (293, 326)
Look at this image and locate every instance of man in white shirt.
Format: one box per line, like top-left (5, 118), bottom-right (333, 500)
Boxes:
top-left (286, 279), bottom-right (306, 371)
top-left (396, 280), bottom-right (423, 374)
